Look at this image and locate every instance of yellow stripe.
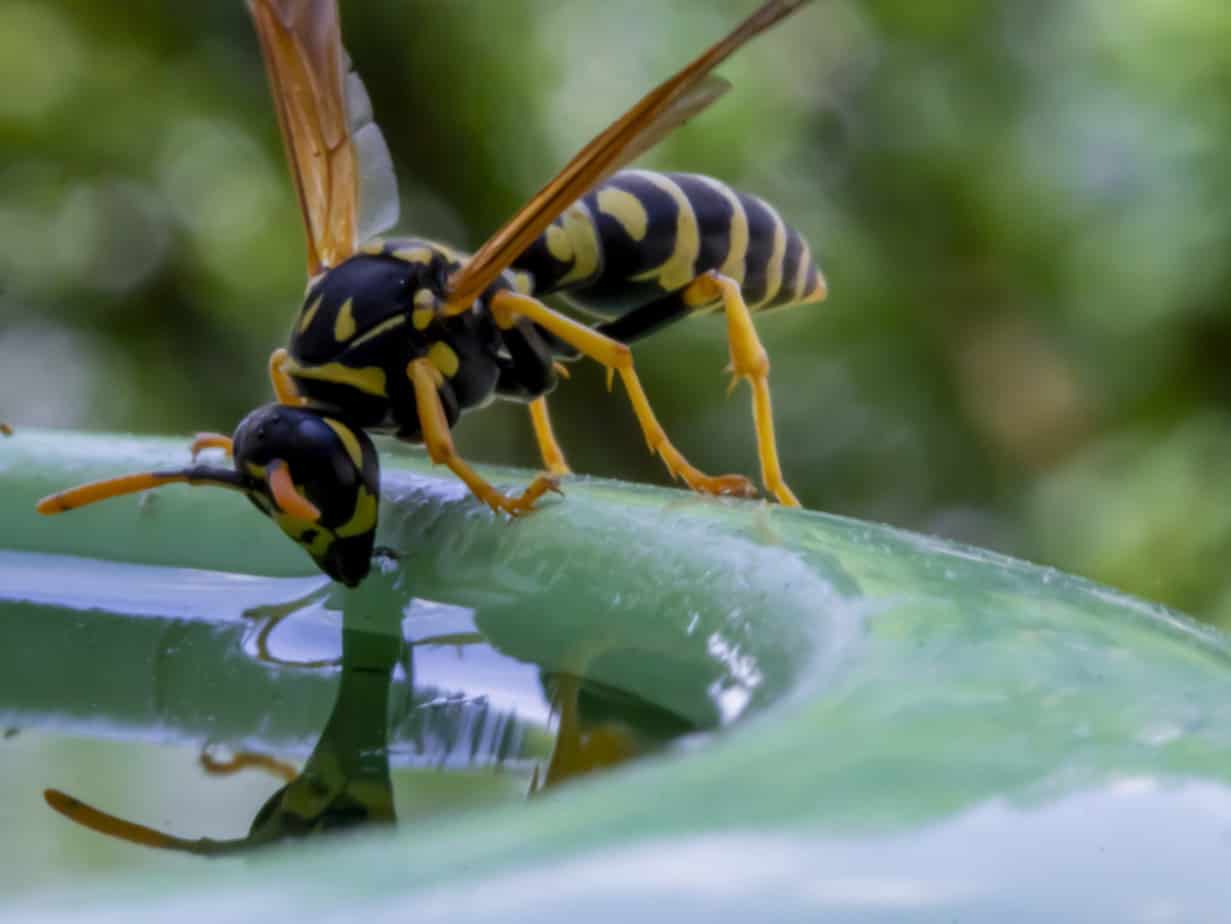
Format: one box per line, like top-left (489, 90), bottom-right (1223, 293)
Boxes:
top-left (336, 486), bottom-right (378, 538)
top-left (552, 201), bottom-right (601, 287)
top-left (412, 289), bottom-right (438, 330)
top-left (284, 359), bottom-right (388, 397)
top-left (629, 171), bottom-right (699, 292)
top-left (806, 266), bottom-right (828, 303)
top-left (361, 240), bottom-right (386, 256)
top-left (297, 295), bottom-right (323, 334)
top-left (392, 246), bottom-right (434, 264)
top-left (350, 314), bottom-right (406, 349)
top-left (428, 342), bottom-right (460, 378)
top-left (333, 298), bottom-right (357, 342)
top-left (792, 240), bottom-right (812, 304)
top-left (430, 241), bottom-right (468, 264)
top-left (546, 225), bottom-right (571, 262)
top-left (511, 271), bottom-right (535, 295)
top-left (695, 175), bottom-right (748, 284)
top-left (274, 512), bottom-right (334, 557)
top-left (753, 206), bottom-right (788, 310)
top-left (596, 187), bottom-right (649, 241)
top-left (323, 418), bottom-right (365, 469)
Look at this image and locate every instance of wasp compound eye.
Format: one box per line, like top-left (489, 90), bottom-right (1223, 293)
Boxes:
top-left (231, 405), bottom-right (381, 587)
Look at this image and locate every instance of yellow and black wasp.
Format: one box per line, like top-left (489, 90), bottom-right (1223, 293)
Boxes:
top-left (37, 0), bottom-right (826, 585)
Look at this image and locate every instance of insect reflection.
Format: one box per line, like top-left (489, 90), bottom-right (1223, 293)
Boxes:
top-left (43, 580), bottom-right (691, 853)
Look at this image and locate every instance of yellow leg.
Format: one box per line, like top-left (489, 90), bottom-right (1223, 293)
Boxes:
top-left (247, 607), bottom-right (338, 668)
top-left (0, 422), bottom-right (12, 436)
top-left (408, 358), bottom-right (559, 515)
top-left (684, 272), bottom-right (800, 507)
top-left (239, 587), bottom-right (338, 669)
top-left (189, 433), bottom-right (233, 459)
top-left (268, 348), bottom-right (301, 406)
top-left (491, 290), bottom-right (755, 499)
top-left (531, 670), bottom-right (640, 795)
top-left (529, 397), bottom-right (571, 475)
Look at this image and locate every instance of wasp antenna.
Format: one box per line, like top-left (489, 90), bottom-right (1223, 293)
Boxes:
top-left (200, 750), bottom-right (299, 783)
top-left (43, 789), bottom-right (235, 856)
top-left (35, 467), bottom-right (246, 515)
top-left (265, 459), bottom-right (321, 522)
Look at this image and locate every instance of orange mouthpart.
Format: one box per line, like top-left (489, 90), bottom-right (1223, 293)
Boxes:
top-left (266, 460), bottom-right (321, 522)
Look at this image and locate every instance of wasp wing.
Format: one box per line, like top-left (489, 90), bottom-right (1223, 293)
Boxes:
top-left (602, 75), bottom-right (731, 178)
top-left (344, 57), bottom-right (400, 250)
top-left (248, 0), bottom-right (398, 277)
top-left (445, 0), bottom-right (810, 310)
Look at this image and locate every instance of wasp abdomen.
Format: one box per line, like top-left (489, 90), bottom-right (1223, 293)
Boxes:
top-left (515, 170), bottom-right (825, 317)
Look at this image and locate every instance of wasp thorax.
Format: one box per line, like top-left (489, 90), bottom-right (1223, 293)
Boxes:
top-left (231, 404), bottom-right (382, 587)
top-left (291, 249), bottom-right (448, 366)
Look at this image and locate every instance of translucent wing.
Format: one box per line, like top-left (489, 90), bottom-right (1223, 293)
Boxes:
top-left (445, 0), bottom-right (810, 310)
top-left (248, 0), bottom-right (398, 277)
top-left (345, 60), bottom-right (400, 248)
top-left (606, 75), bottom-right (731, 179)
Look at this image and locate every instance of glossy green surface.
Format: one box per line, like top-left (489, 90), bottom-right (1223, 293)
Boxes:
top-left (4, 429), bottom-right (1231, 920)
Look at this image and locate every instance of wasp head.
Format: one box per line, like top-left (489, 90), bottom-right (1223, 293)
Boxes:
top-left (230, 405), bottom-right (381, 587)
top-left (36, 404), bottom-right (382, 587)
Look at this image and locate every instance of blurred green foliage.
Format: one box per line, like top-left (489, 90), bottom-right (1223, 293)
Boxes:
top-left (3, 0), bottom-right (1231, 623)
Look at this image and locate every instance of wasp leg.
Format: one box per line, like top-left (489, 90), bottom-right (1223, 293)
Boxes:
top-left (492, 315), bottom-right (573, 475)
top-left (594, 298), bottom-right (691, 344)
top-left (529, 397), bottom-right (571, 475)
top-left (268, 348), bottom-right (302, 405)
top-left (489, 290), bottom-right (755, 499)
top-left (189, 433), bottom-right (233, 459)
top-left (248, 608), bottom-right (339, 669)
top-left (683, 271), bottom-right (799, 507)
top-left (0, 422), bottom-right (12, 437)
top-left (407, 358), bottom-right (559, 515)
top-left (241, 586), bottom-right (339, 669)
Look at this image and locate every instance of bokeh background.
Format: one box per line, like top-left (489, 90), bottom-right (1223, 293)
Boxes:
top-left (3, 0), bottom-right (1230, 623)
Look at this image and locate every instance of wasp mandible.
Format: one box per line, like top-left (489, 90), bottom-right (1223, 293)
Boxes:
top-left (38, 0), bottom-right (825, 585)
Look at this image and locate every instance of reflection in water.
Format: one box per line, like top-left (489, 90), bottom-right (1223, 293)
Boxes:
top-left (42, 568), bottom-right (704, 854)
top-left (532, 673), bottom-right (646, 793)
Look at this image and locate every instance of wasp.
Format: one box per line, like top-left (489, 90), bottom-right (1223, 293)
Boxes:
top-left (37, 0), bottom-right (825, 586)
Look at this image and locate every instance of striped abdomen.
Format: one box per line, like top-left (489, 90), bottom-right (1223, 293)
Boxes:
top-left (514, 170), bottom-right (826, 317)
